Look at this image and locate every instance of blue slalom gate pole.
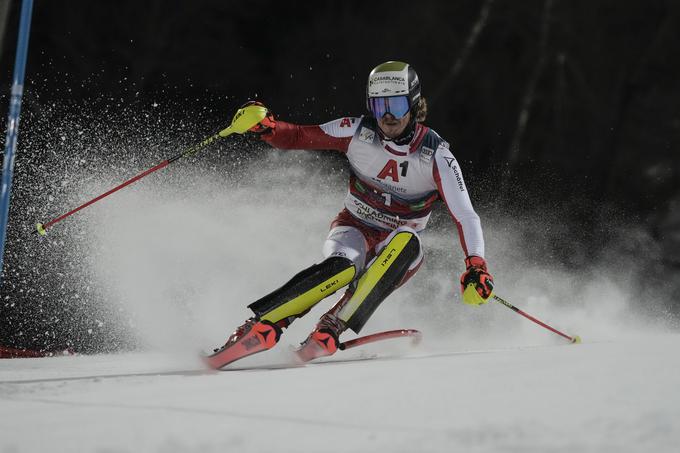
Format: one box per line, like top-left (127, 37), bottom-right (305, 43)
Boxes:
top-left (0, 0), bottom-right (34, 287)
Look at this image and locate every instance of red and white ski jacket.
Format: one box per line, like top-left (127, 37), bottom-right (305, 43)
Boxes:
top-left (262, 116), bottom-right (485, 258)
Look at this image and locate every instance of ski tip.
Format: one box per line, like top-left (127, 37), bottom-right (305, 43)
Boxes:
top-left (571, 335), bottom-right (582, 344)
top-left (201, 352), bottom-right (224, 370)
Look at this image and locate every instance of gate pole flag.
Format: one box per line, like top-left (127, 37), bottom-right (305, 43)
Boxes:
top-left (0, 0), bottom-right (34, 287)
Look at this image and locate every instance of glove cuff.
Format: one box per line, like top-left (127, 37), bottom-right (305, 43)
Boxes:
top-left (260, 115), bottom-right (276, 130)
top-left (464, 255), bottom-right (487, 270)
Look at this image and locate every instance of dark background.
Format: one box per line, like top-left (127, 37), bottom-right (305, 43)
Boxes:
top-left (1, 0), bottom-right (679, 352)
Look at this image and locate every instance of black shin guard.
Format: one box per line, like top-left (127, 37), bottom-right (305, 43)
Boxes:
top-left (338, 231), bottom-right (420, 333)
top-left (248, 257), bottom-right (356, 324)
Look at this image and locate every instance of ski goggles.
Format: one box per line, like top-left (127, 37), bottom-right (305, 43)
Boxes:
top-left (368, 95), bottom-right (411, 119)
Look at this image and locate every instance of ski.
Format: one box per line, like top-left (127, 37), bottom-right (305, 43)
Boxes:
top-left (203, 320), bottom-right (281, 370)
top-left (294, 328), bottom-right (422, 363)
top-left (339, 329), bottom-right (422, 351)
top-left (205, 328), bottom-right (422, 370)
top-left (203, 342), bottom-right (267, 370)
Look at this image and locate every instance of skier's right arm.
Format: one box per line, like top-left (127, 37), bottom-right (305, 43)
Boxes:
top-left (261, 120), bottom-right (356, 153)
top-left (245, 102), bottom-right (359, 153)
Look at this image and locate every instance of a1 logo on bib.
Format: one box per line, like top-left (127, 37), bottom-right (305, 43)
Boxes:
top-left (377, 159), bottom-right (409, 182)
top-left (358, 127), bottom-right (375, 143)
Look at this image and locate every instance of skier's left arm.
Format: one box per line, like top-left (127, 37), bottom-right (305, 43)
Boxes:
top-left (433, 144), bottom-right (494, 306)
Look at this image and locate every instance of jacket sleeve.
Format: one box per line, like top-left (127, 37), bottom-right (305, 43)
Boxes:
top-left (261, 117), bottom-right (361, 153)
top-left (432, 144), bottom-right (485, 259)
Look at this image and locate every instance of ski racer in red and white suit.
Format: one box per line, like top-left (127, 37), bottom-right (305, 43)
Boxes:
top-left (209, 61), bottom-right (494, 367)
top-left (263, 115), bottom-right (485, 277)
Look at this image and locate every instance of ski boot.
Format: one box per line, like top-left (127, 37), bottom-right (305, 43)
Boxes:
top-left (295, 313), bottom-right (347, 362)
top-left (205, 317), bottom-right (281, 369)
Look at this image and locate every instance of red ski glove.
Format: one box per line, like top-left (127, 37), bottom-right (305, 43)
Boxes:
top-left (460, 256), bottom-right (494, 306)
top-left (240, 100), bottom-right (276, 134)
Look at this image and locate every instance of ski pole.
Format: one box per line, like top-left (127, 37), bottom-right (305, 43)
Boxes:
top-left (492, 294), bottom-right (581, 343)
top-left (35, 104), bottom-right (268, 235)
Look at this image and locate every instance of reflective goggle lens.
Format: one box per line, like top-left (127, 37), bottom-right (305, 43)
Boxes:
top-left (369, 96), bottom-right (410, 119)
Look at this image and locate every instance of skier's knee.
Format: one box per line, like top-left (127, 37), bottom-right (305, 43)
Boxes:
top-left (375, 227), bottom-right (420, 258)
top-left (323, 226), bottom-right (368, 271)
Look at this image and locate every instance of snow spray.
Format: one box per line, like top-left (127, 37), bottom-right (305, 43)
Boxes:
top-left (3, 94), bottom-right (677, 355)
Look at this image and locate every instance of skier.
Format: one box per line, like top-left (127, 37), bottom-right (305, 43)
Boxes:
top-left (209, 61), bottom-right (494, 367)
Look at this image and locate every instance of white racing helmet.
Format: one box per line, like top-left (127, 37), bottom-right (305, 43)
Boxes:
top-left (366, 61), bottom-right (421, 120)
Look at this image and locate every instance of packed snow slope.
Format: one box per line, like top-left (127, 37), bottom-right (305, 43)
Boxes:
top-left (1, 334), bottom-right (679, 453)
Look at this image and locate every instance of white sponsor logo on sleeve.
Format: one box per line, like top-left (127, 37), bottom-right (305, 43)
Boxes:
top-left (358, 127), bottom-right (375, 143)
top-left (420, 146), bottom-right (434, 163)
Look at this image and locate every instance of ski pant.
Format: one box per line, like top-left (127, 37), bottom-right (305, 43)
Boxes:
top-left (249, 209), bottom-right (424, 333)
